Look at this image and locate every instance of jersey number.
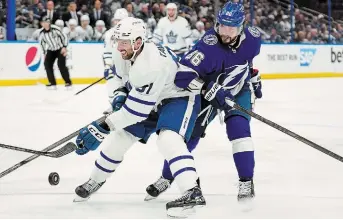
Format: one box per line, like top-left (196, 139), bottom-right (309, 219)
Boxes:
top-left (136, 83), bottom-right (153, 94)
top-left (185, 50), bottom-right (205, 66)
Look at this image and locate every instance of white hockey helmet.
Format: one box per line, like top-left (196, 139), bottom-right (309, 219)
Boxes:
top-left (114, 8), bottom-right (128, 20)
top-left (166, 3), bottom-right (177, 10)
top-left (81, 14), bottom-right (90, 22)
top-left (114, 17), bottom-right (146, 44)
top-left (96, 20), bottom-right (105, 27)
top-left (68, 18), bottom-right (77, 26)
top-left (166, 3), bottom-right (177, 20)
top-left (196, 21), bottom-right (204, 29)
top-left (55, 19), bottom-right (64, 29)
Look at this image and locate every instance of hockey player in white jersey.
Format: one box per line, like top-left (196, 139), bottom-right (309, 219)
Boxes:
top-left (93, 20), bottom-right (107, 41)
top-left (29, 27), bottom-right (43, 41)
top-left (63, 19), bottom-right (84, 42)
top-left (152, 3), bottom-right (193, 57)
top-left (74, 17), bottom-right (206, 218)
top-left (54, 19), bottom-right (64, 30)
top-left (80, 15), bottom-right (94, 41)
top-left (103, 8), bottom-right (129, 99)
top-left (191, 21), bottom-right (206, 42)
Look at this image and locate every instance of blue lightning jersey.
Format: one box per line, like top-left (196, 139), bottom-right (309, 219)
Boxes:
top-left (176, 26), bottom-right (261, 96)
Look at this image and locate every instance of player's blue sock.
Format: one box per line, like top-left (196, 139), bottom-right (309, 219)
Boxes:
top-left (161, 137), bottom-right (201, 180)
top-left (226, 116), bottom-right (255, 179)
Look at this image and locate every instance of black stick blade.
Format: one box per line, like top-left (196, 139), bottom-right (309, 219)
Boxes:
top-left (47, 142), bottom-right (77, 158)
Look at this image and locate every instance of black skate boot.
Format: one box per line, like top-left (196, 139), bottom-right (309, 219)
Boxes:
top-left (237, 179), bottom-right (255, 202)
top-left (166, 186), bottom-right (206, 218)
top-left (145, 176), bottom-right (173, 201)
top-left (73, 179), bottom-right (105, 202)
top-left (46, 83), bottom-right (57, 90)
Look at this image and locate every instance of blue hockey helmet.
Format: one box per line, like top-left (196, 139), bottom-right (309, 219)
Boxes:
top-left (216, 1), bottom-right (245, 28)
top-left (215, 1), bottom-right (245, 44)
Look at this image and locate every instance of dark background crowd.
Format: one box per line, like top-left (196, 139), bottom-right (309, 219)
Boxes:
top-left (0, 0), bottom-right (342, 43)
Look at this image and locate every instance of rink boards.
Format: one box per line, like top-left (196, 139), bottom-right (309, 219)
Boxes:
top-left (1, 42), bottom-right (343, 86)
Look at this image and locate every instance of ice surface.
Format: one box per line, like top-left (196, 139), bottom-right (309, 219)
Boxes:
top-left (0, 78), bottom-right (343, 218)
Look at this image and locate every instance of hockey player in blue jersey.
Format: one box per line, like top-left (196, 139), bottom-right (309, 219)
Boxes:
top-left (145, 1), bottom-right (262, 202)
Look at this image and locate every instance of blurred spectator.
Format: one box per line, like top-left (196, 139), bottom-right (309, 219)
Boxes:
top-left (0, 25), bottom-right (5, 40)
top-left (125, 3), bottom-right (135, 17)
top-left (132, 0), bottom-right (144, 15)
top-left (16, 9), bottom-right (35, 28)
top-left (136, 3), bottom-right (151, 23)
top-left (63, 2), bottom-right (80, 26)
top-left (77, 5), bottom-right (90, 17)
top-left (5, 0), bottom-right (343, 44)
top-left (90, 0), bottom-right (109, 28)
top-left (40, 1), bottom-right (59, 24)
top-left (266, 28), bottom-right (283, 43)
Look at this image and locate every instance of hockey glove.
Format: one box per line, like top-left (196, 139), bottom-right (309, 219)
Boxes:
top-left (104, 66), bottom-right (116, 80)
top-left (103, 87), bottom-right (129, 115)
top-left (204, 81), bottom-right (233, 110)
top-left (75, 121), bottom-right (110, 155)
top-left (110, 87), bottom-right (128, 112)
top-left (251, 69), bottom-right (262, 99)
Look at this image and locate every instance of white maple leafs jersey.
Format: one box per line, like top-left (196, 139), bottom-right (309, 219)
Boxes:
top-left (81, 25), bottom-right (94, 41)
top-left (191, 29), bottom-right (205, 42)
top-left (29, 28), bottom-right (43, 41)
top-left (105, 42), bottom-right (196, 130)
top-left (153, 16), bottom-right (192, 51)
top-left (63, 26), bottom-right (84, 42)
top-left (103, 27), bottom-right (117, 69)
top-left (93, 28), bottom-right (107, 41)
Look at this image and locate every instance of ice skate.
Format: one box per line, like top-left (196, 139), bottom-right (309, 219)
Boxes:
top-left (73, 179), bottom-right (105, 202)
top-left (237, 179), bottom-right (255, 211)
top-left (166, 186), bottom-right (206, 218)
top-left (145, 176), bottom-right (173, 201)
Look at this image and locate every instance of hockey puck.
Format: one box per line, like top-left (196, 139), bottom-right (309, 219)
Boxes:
top-left (48, 172), bottom-right (60, 185)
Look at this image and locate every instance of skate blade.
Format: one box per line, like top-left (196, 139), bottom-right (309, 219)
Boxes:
top-left (144, 194), bottom-right (157, 201)
top-left (167, 205), bottom-right (205, 218)
top-left (73, 194), bottom-right (90, 203)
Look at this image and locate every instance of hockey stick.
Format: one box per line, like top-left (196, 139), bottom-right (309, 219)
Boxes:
top-left (0, 142), bottom-right (77, 158)
top-left (42, 77), bottom-right (105, 104)
top-left (0, 115), bottom-right (107, 179)
top-left (74, 77), bottom-right (105, 96)
top-left (225, 99), bottom-right (343, 163)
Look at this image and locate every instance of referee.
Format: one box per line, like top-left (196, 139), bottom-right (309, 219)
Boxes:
top-left (39, 16), bottom-right (72, 89)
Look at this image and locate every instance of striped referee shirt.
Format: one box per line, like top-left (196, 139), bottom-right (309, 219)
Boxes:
top-left (39, 25), bottom-right (68, 54)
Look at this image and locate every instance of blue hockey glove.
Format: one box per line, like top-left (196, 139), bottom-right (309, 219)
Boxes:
top-left (251, 69), bottom-right (262, 99)
top-left (75, 121), bottom-right (110, 155)
top-left (110, 87), bottom-right (129, 112)
top-left (204, 81), bottom-right (233, 110)
top-left (104, 66), bottom-right (116, 80)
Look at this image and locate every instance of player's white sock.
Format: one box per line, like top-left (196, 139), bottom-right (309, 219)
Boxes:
top-left (90, 129), bottom-right (138, 183)
top-left (157, 130), bottom-right (198, 193)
